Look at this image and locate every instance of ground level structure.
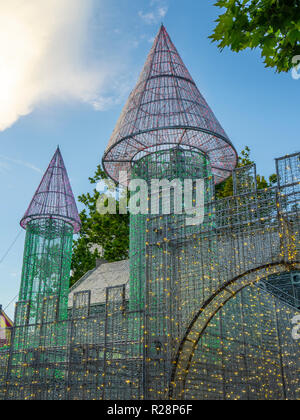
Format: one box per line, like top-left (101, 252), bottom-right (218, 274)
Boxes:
top-left (0, 25), bottom-right (300, 400)
top-left (0, 152), bottom-right (299, 400)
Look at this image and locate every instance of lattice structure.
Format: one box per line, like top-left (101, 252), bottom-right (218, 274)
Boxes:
top-left (103, 25), bottom-right (238, 185)
top-left (0, 151), bottom-right (299, 400)
top-left (1, 27), bottom-right (300, 401)
top-left (18, 148), bottom-right (79, 322)
top-left (233, 164), bottom-right (257, 196)
top-left (0, 307), bottom-right (12, 349)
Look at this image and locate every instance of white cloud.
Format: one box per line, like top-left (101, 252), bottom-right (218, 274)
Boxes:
top-left (0, 154), bottom-right (42, 173)
top-left (138, 3), bottom-right (169, 25)
top-left (0, 0), bottom-right (124, 132)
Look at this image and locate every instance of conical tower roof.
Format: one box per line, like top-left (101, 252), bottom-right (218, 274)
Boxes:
top-left (103, 25), bottom-right (238, 185)
top-left (20, 148), bottom-right (81, 233)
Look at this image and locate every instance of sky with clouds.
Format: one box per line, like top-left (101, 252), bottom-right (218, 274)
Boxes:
top-left (0, 0), bottom-right (299, 318)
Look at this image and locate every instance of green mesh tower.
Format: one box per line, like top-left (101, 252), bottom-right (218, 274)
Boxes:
top-left (4, 148), bottom-right (81, 398)
top-left (16, 148), bottom-right (81, 345)
top-left (129, 148), bottom-right (214, 311)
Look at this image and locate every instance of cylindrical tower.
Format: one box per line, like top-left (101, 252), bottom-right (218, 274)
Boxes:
top-left (130, 148), bottom-right (215, 398)
top-left (103, 25), bottom-right (237, 399)
top-left (17, 148), bottom-right (81, 335)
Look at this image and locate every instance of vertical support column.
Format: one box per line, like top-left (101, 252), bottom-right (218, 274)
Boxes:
top-left (130, 148), bottom-right (214, 400)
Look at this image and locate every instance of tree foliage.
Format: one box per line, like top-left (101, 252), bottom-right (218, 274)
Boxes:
top-left (215, 146), bottom-right (276, 199)
top-left (71, 148), bottom-right (276, 287)
top-left (70, 165), bottom-right (129, 287)
top-left (211, 0), bottom-right (300, 72)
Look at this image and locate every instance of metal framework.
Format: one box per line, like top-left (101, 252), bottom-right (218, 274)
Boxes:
top-left (0, 307), bottom-right (12, 349)
top-left (103, 25), bottom-right (238, 185)
top-left (18, 218), bottom-right (74, 325)
top-left (0, 148), bottom-right (81, 400)
top-left (20, 147), bottom-right (81, 233)
top-left (18, 148), bottom-right (79, 326)
top-left (0, 27), bottom-right (300, 400)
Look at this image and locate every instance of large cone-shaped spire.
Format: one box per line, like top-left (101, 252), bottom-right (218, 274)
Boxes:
top-left (21, 148), bottom-right (81, 233)
top-left (103, 25), bottom-right (237, 184)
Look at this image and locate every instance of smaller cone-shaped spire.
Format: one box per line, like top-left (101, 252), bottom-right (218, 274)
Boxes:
top-left (20, 148), bottom-right (81, 233)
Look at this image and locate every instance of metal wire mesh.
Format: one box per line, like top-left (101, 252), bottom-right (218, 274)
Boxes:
top-left (184, 287), bottom-right (299, 400)
top-left (2, 150), bottom-right (299, 400)
top-left (103, 25), bottom-right (237, 185)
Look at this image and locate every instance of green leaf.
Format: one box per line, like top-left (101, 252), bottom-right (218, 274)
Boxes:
top-left (211, 0), bottom-right (300, 72)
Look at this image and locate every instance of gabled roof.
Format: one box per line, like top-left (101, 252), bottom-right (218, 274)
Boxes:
top-left (68, 260), bottom-right (129, 306)
top-left (20, 148), bottom-right (81, 233)
top-left (103, 25), bottom-right (237, 185)
top-left (0, 306), bottom-right (13, 328)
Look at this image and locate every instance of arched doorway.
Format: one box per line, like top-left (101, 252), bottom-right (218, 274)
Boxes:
top-left (169, 261), bottom-right (300, 400)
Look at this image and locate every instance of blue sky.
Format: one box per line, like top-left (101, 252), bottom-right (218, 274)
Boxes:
top-left (0, 0), bottom-right (299, 318)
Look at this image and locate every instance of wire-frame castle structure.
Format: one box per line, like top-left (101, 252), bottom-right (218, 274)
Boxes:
top-left (0, 26), bottom-right (300, 400)
top-left (0, 306), bottom-right (13, 349)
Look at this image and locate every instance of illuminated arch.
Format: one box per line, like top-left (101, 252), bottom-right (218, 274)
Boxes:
top-left (169, 261), bottom-right (300, 399)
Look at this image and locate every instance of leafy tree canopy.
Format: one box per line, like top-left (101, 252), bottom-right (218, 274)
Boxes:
top-left (211, 0), bottom-right (300, 72)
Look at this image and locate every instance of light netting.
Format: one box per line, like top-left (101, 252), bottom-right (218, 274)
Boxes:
top-left (19, 218), bottom-right (74, 325)
top-left (184, 286), bottom-right (300, 400)
top-left (129, 148), bottom-right (214, 313)
top-left (2, 219), bottom-right (74, 399)
top-left (20, 148), bottom-right (81, 233)
top-left (129, 148), bottom-right (214, 399)
top-left (0, 348), bottom-right (9, 399)
top-left (1, 151), bottom-right (300, 400)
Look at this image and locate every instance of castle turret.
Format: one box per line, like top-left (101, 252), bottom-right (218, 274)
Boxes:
top-left (18, 148), bottom-right (81, 326)
top-left (0, 306), bottom-right (13, 348)
top-left (103, 25), bottom-right (237, 185)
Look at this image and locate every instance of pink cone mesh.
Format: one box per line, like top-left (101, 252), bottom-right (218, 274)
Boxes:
top-left (21, 148), bottom-right (81, 233)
